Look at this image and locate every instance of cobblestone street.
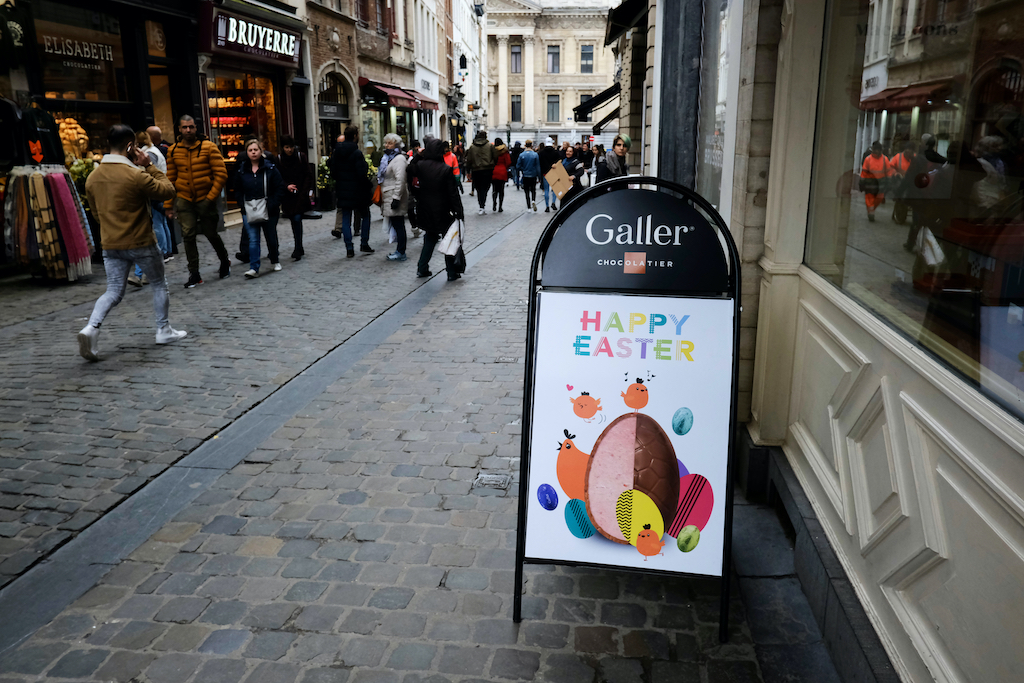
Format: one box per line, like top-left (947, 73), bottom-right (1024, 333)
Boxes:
top-left (0, 202), bottom-right (773, 682)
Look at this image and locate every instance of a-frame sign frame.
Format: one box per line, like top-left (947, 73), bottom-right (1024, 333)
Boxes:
top-left (513, 177), bottom-right (741, 643)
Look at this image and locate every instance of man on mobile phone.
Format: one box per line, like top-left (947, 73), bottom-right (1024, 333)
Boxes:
top-left (78, 124), bottom-right (186, 361)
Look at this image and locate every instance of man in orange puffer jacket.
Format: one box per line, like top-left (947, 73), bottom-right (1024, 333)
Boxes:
top-left (165, 115), bottom-right (231, 288)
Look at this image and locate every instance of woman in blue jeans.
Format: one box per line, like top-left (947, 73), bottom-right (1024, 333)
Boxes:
top-left (235, 140), bottom-right (285, 278)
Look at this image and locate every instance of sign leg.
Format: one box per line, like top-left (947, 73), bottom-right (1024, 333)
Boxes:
top-left (513, 562), bottom-right (524, 622)
top-left (719, 573), bottom-right (731, 642)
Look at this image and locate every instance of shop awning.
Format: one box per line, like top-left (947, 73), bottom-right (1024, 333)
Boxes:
top-left (859, 86), bottom-right (906, 110)
top-left (593, 107), bottom-right (619, 135)
top-left (574, 82), bottom-right (621, 122)
top-left (414, 92), bottom-right (440, 111)
top-left (605, 0), bottom-right (650, 46)
top-left (887, 81), bottom-right (951, 110)
top-left (359, 78), bottom-right (420, 109)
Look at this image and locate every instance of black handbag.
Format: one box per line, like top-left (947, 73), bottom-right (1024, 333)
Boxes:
top-left (453, 246), bottom-right (466, 273)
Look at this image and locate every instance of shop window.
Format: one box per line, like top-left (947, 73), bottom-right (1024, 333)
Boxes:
top-left (146, 20), bottom-right (167, 59)
top-left (511, 94), bottom-right (522, 123)
top-left (207, 70), bottom-right (278, 204)
top-left (804, 0), bottom-right (1024, 421)
top-left (547, 45), bottom-right (559, 74)
top-left (694, 0), bottom-right (730, 211)
top-left (547, 94), bottom-right (559, 123)
top-left (149, 68), bottom-right (174, 143)
top-left (35, 0), bottom-right (128, 103)
top-left (580, 45), bottom-right (593, 74)
top-left (511, 44), bottom-right (521, 73)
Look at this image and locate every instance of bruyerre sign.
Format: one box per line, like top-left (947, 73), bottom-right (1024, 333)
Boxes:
top-left (515, 178), bottom-right (741, 641)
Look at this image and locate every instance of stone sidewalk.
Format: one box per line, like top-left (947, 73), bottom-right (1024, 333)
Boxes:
top-left (0, 207), bottom-right (515, 589)
top-left (0, 205), bottom-right (766, 682)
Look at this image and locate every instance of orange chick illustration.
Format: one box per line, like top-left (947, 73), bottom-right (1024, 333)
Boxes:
top-left (569, 392), bottom-right (602, 421)
top-left (556, 429), bottom-right (590, 500)
top-left (621, 378), bottom-right (649, 412)
top-left (636, 524), bottom-right (666, 560)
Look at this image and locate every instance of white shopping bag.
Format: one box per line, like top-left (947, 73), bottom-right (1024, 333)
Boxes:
top-left (383, 217), bottom-right (397, 244)
top-left (915, 226), bottom-right (945, 267)
top-left (438, 220), bottom-right (463, 256)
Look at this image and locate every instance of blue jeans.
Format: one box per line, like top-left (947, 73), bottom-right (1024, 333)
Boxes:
top-left (542, 178), bottom-right (555, 208)
top-left (135, 204), bottom-right (172, 278)
top-left (339, 209), bottom-right (370, 249)
top-left (246, 214), bottom-right (280, 272)
top-left (91, 245), bottom-right (169, 329)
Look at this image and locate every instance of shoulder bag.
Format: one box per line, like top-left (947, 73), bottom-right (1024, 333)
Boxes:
top-left (244, 171), bottom-right (269, 223)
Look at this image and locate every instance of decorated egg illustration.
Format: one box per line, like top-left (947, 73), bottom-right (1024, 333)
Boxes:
top-left (677, 525), bottom-right (700, 552)
top-left (564, 498), bottom-right (596, 539)
top-left (615, 489), bottom-right (665, 546)
top-left (668, 474), bottom-right (714, 537)
top-left (672, 407), bottom-right (694, 436)
top-left (584, 413), bottom-right (679, 544)
top-left (537, 484), bottom-right (558, 511)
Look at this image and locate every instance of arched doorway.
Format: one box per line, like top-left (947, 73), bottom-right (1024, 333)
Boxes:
top-left (318, 72), bottom-right (352, 157)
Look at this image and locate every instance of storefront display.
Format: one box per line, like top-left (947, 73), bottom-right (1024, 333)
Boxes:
top-left (207, 71), bottom-right (278, 201)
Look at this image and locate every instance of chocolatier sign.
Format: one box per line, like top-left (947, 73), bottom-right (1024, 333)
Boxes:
top-left (206, 6), bottom-right (300, 66)
top-left (514, 178), bottom-right (741, 641)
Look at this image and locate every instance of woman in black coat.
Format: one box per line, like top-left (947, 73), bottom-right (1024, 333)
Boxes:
top-left (329, 125), bottom-right (374, 258)
top-left (236, 139), bottom-right (285, 278)
top-left (277, 136), bottom-right (312, 260)
top-left (408, 137), bottom-right (465, 280)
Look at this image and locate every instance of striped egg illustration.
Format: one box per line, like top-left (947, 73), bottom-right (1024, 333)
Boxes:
top-left (615, 489), bottom-right (665, 547)
top-left (668, 474), bottom-right (714, 537)
top-left (564, 498), bottom-right (596, 539)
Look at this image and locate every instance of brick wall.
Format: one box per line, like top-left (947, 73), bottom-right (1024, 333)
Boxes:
top-left (306, 4), bottom-right (359, 87)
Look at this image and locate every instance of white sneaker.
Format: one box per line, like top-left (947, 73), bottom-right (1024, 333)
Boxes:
top-left (478, 207), bottom-right (484, 215)
top-left (272, 263), bottom-right (282, 272)
top-left (77, 325), bottom-right (100, 361)
top-left (156, 326), bottom-right (187, 345)
top-left (244, 269), bottom-right (259, 278)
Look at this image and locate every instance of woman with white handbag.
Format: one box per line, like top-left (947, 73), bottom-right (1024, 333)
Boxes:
top-left (408, 138), bottom-right (465, 281)
top-left (236, 139), bottom-right (285, 278)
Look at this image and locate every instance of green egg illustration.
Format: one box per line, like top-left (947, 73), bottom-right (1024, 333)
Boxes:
top-left (676, 525), bottom-right (700, 552)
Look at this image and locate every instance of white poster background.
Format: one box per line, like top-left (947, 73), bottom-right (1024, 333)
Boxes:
top-left (524, 291), bottom-right (734, 576)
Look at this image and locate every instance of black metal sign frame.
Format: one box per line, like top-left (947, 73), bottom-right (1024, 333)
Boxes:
top-left (513, 177), bottom-right (741, 643)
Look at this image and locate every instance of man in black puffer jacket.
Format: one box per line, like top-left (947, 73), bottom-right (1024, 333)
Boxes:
top-left (408, 137), bottom-right (465, 280)
top-left (329, 125), bottom-right (373, 258)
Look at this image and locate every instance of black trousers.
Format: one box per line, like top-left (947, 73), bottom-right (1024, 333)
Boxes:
top-left (522, 177), bottom-right (537, 207)
top-left (472, 170), bottom-right (492, 208)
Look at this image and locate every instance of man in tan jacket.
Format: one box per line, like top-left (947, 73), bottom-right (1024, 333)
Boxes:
top-left (78, 124), bottom-right (186, 361)
top-left (165, 114), bottom-right (231, 287)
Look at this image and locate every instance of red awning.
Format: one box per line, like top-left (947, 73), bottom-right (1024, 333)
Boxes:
top-left (413, 92), bottom-right (439, 111)
top-left (359, 78), bottom-right (420, 109)
top-left (887, 81), bottom-right (951, 110)
top-left (859, 86), bottom-right (907, 110)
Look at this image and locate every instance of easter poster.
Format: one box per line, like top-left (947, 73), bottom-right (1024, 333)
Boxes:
top-left (523, 291), bottom-right (734, 577)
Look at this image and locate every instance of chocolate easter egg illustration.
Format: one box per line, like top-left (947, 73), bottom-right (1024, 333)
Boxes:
top-left (584, 413), bottom-right (680, 544)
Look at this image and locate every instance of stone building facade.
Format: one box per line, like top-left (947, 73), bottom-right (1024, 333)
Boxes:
top-left (485, 0), bottom-right (617, 147)
top-left (306, 1), bottom-right (359, 158)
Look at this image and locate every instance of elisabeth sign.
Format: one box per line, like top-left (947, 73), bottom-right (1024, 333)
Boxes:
top-left (514, 178), bottom-right (741, 641)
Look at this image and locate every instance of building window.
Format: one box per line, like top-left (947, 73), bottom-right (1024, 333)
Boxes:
top-left (511, 94), bottom-right (522, 122)
top-left (580, 45), bottom-right (594, 74)
top-left (579, 94), bottom-right (593, 122)
top-left (375, 0), bottom-right (385, 33)
top-left (547, 45), bottom-right (559, 73)
top-left (547, 94), bottom-right (559, 122)
top-left (804, 0), bottom-right (1024, 421)
top-left (510, 44), bottom-right (521, 73)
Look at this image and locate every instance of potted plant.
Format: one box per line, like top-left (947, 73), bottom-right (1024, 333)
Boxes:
top-left (316, 156), bottom-right (336, 211)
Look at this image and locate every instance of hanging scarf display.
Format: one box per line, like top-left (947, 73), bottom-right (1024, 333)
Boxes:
top-left (1, 165), bottom-right (93, 280)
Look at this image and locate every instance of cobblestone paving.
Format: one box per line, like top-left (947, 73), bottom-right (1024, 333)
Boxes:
top-left (0, 205), bottom-right (764, 682)
top-left (0, 209), bottom-right (513, 588)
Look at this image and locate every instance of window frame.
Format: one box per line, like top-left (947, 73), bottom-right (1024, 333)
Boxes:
top-left (510, 44), bottom-right (522, 74)
top-left (580, 45), bottom-right (594, 74)
top-left (547, 45), bottom-right (560, 74)
top-left (547, 94), bottom-right (559, 122)
top-left (511, 94), bottom-right (522, 122)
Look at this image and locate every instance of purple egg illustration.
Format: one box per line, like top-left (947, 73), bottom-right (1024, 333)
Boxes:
top-left (677, 458), bottom-right (690, 478)
top-left (537, 484), bottom-right (558, 511)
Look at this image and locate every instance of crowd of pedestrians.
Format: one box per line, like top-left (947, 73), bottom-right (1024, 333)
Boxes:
top-left (75, 114), bottom-right (633, 360)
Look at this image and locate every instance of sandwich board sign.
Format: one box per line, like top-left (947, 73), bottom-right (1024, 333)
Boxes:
top-left (513, 177), bottom-right (741, 642)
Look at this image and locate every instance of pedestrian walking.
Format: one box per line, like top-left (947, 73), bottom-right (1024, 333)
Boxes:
top-left (234, 143), bottom-right (279, 266)
top-left (407, 140), bottom-right (423, 239)
top-left (580, 141), bottom-right (595, 186)
top-left (888, 141), bottom-right (915, 225)
top-left (164, 114), bottom-right (232, 288)
top-left (444, 141), bottom-right (463, 194)
top-left (559, 144), bottom-right (587, 207)
top-left (126, 130), bottom-right (173, 287)
top-left (77, 124), bottom-right (184, 361)
top-left (409, 137), bottom-right (465, 280)
top-left (330, 125), bottom-right (374, 258)
top-left (538, 137), bottom-right (561, 212)
top-left (466, 131), bottom-right (495, 214)
top-left (516, 140), bottom-right (540, 211)
top-left (602, 134), bottom-right (631, 180)
top-left (236, 139), bottom-right (285, 278)
top-left (860, 141), bottom-right (892, 222)
top-left (278, 136), bottom-right (313, 260)
top-left (379, 133), bottom-right (410, 262)
top-left (491, 138), bottom-right (511, 213)
top-left (510, 141), bottom-right (523, 189)
top-left (146, 125), bottom-right (170, 160)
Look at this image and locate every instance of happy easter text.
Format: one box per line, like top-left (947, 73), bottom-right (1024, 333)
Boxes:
top-left (573, 311), bottom-right (694, 361)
